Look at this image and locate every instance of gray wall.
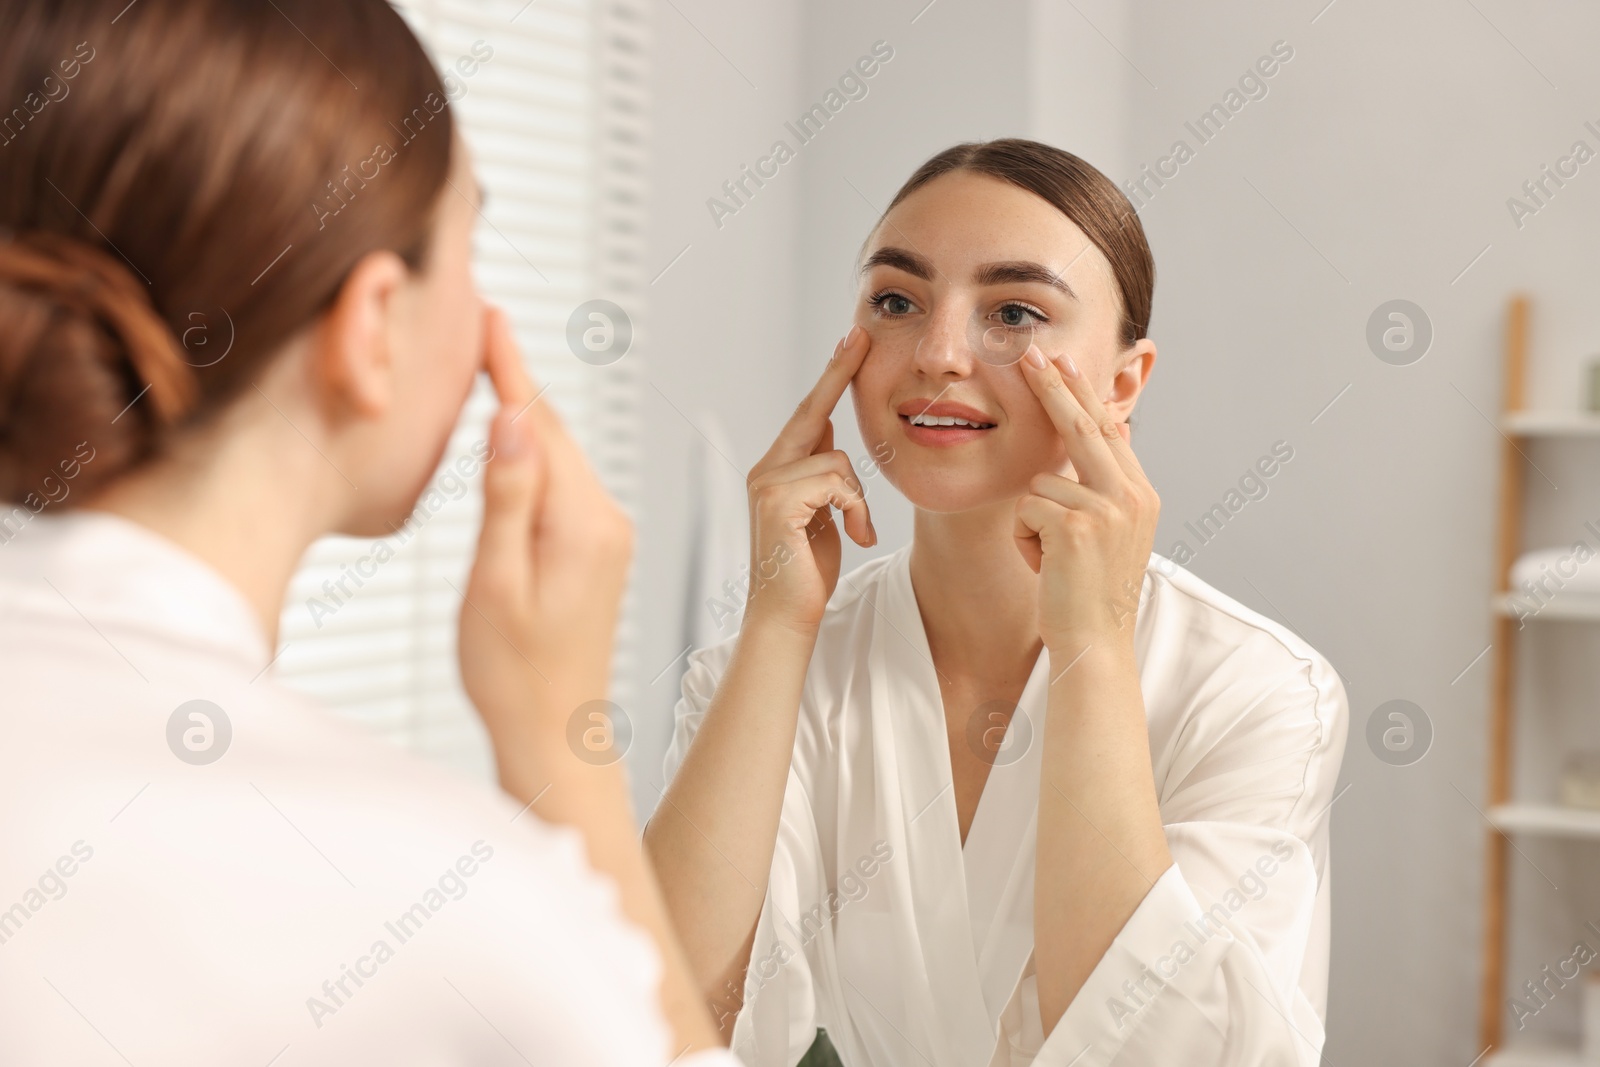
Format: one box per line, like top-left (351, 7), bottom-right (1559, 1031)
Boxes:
top-left (635, 1), bottom-right (1600, 1062)
top-left (1121, 2), bottom-right (1600, 1063)
top-left (633, 0), bottom-right (807, 814)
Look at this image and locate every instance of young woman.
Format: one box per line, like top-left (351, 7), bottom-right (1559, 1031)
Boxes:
top-left (0, 2), bottom-right (732, 1063)
top-left (647, 140), bottom-right (1348, 1066)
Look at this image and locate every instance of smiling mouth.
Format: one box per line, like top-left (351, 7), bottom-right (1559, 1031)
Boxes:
top-left (901, 413), bottom-right (996, 429)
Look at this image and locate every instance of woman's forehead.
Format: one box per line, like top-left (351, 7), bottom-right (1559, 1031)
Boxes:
top-left (865, 171), bottom-right (1112, 294)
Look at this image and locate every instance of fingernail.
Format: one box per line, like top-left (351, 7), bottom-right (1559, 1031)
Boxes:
top-left (492, 414), bottom-right (526, 460)
top-left (844, 324), bottom-right (864, 347)
top-left (1061, 353), bottom-right (1081, 378)
top-left (1024, 345), bottom-right (1046, 369)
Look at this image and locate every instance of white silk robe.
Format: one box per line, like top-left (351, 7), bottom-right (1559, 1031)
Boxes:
top-left (0, 510), bottom-right (737, 1067)
top-left (664, 546), bottom-right (1348, 1067)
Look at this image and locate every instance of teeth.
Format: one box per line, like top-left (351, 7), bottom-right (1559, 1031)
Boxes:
top-left (910, 413), bottom-right (989, 428)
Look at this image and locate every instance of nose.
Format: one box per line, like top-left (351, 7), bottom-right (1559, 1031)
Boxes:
top-left (911, 304), bottom-right (976, 379)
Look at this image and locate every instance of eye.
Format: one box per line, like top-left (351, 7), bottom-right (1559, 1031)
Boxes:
top-left (995, 302), bottom-right (1046, 330)
top-left (867, 290), bottom-right (917, 317)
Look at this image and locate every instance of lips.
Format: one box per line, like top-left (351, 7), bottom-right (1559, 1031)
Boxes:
top-left (895, 398), bottom-right (996, 447)
top-left (894, 399), bottom-right (997, 429)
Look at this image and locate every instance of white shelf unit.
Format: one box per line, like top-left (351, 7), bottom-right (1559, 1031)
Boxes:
top-left (1478, 296), bottom-right (1600, 1058)
top-left (1489, 803), bottom-right (1600, 841)
top-left (1493, 594), bottom-right (1600, 623)
top-left (1486, 1043), bottom-right (1589, 1067)
top-left (1502, 411), bottom-right (1600, 438)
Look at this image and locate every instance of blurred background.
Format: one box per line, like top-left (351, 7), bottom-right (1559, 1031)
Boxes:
top-left (271, 1), bottom-right (1600, 1063)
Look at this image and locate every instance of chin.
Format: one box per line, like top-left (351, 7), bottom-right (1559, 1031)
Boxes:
top-left (883, 465), bottom-right (1026, 514)
top-left (337, 498), bottom-right (417, 540)
top-left (868, 418), bottom-right (1046, 512)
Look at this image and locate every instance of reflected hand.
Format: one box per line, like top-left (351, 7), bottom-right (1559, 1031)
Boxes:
top-left (742, 325), bottom-right (875, 635)
top-left (1012, 344), bottom-right (1158, 653)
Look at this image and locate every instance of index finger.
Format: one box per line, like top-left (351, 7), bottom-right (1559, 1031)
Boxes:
top-left (484, 303), bottom-right (535, 412)
top-left (483, 304), bottom-right (583, 472)
top-left (1079, 360), bottom-right (1148, 481)
top-left (1021, 345), bottom-right (1143, 488)
top-left (766, 325), bottom-right (871, 462)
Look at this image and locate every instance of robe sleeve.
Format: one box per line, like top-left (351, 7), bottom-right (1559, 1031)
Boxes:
top-left (989, 641), bottom-right (1348, 1067)
top-left (664, 643), bottom-right (828, 1067)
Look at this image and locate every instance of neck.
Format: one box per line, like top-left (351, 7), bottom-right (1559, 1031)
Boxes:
top-left (908, 498), bottom-right (1044, 681)
top-left (86, 390), bottom-right (341, 652)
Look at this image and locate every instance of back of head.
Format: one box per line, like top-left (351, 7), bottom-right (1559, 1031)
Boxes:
top-left (0, 0), bottom-right (453, 505)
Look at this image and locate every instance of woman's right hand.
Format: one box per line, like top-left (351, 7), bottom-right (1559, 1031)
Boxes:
top-left (741, 325), bottom-right (875, 635)
top-left (463, 307), bottom-right (734, 1057)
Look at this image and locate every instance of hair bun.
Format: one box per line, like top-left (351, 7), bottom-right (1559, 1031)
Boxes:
top-left (0, 233), bottom-right (198, 422)
top-left (0, 232), bottom-right (199, 507)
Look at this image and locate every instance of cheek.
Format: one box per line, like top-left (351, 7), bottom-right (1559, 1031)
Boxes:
top-left (399, 271), bottom-right (482, 455)
top-left (449, 290), bottom-right (484, 379)
top-left (849, 352), bottom-right (899, 425)
top-left (431, 265), bottom-right (483, 390)
top-left (995, 378), bottom-right (1073, 474)
top-left (848, 380), bottom-right (881, 460)
top-left (858, 321), bottom-right (922, 368)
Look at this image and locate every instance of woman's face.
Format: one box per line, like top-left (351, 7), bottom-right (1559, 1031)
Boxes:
top-left (347, 137), bottom-right (487, 536)
top-left (849, 169), bottom-right (1155, 513)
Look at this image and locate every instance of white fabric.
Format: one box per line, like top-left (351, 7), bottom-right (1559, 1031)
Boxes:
top-left (0, 510), bottom-right (736, 1067)
top-left (684, 411), bottom-right (753, 653)
top-left (664, 546), bottom-right (1349, 1067)
top-left (1510, 540), bottom-right (1600, 597)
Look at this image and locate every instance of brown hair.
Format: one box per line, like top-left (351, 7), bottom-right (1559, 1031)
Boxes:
top-left (878, 138), bottom-right (1155, 348)
top-left (0, 0), bottom-right (455, 506)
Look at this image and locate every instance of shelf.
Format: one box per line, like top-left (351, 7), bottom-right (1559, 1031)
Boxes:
top-left (1501, 410), bottom-right (1600, 437)
top-left (1476, 300), bottom-right (1600, 1051)
top-left (1493, 593), bottom-right (1600, 622)
top-left (1488, 803), bottom-right (1600, 840)
top-left (1486, 1043), bottom-right (1587, 1066)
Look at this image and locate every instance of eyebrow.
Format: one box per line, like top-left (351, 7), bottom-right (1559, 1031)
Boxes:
top-left (860, 246), bottom-right (934, 279)
top-left (861, 246), bottom-right (1076, 300)
top-left (973, 260), bottom-right (1076, 300)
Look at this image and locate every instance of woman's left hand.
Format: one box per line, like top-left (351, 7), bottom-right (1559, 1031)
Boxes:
top-left (460, 305), bottom-right (632, 765)
top-left (1012, 343), bottom-right (1160, 655)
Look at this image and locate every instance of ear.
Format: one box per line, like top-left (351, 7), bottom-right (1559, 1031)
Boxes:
top-left (311, 249), bottom-right (410, 420)
top-left (1105, 337), bottom-right (1156, 423)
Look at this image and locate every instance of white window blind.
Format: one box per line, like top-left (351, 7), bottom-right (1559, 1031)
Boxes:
top-left (272, 0), bottom-right (648, 782)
